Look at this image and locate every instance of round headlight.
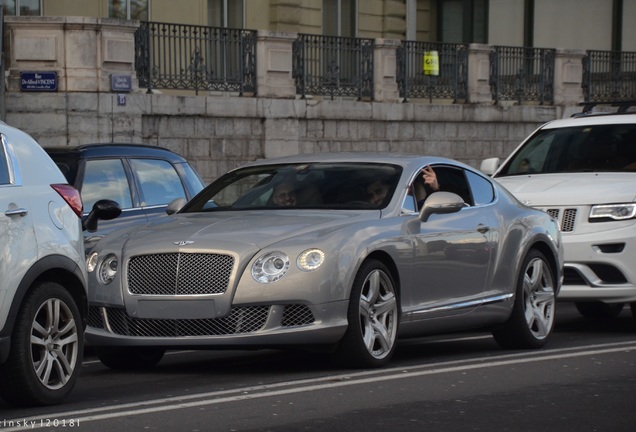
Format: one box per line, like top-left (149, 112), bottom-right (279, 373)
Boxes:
top-left (297, 248), bottom-right (325, 271)
top-left (97, 254), bottom-right (119, 285)
top-left (252, 251), bottom-right (290, 283)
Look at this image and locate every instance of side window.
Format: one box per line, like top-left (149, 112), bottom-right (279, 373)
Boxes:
top-left (434, 166), bottom-right (473, 206)
top-left (130, 159), bottom-right (186, 207)
top-left (82, 159), bottom-right (134, 212)
top-left (466, 171), bottom-right (495, 206)
top-left (402, 183), bottom-right (417, 213)
top-left (0, 140), bottom-right (10, 185)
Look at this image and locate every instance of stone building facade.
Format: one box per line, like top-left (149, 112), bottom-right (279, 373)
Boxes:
top-left (3, 16), bottom-right (578, 183)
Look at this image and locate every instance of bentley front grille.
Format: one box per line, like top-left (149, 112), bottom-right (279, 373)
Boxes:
top-left (127, 253), bottom-right (235, 295)
top-left (88, 304), bottom-right (316, 337)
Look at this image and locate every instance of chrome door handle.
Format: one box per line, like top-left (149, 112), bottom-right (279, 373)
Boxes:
top-left (5, 208), bottom-right (28, 217)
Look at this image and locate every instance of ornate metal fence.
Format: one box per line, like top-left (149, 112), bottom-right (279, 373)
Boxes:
top-left (490, 46), bottom-right (555, 103)
top-left (134, 21), bottom-right (256, 95)
top-left (582, 50), bottom-right (636, 102)
top-left (293, 34), bottom-right (374, 100)
top-left (396, 41), bottom-right (467, 102)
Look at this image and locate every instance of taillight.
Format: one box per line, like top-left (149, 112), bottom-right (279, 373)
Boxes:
top-left (51, 184), bottom-right (83, 217)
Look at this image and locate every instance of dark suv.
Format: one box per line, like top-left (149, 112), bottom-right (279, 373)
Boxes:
top-left (47, 144), bottom-right (204, 252)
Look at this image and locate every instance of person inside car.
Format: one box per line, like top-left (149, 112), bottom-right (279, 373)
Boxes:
top-left (271, 181), bottom-right (297, 207)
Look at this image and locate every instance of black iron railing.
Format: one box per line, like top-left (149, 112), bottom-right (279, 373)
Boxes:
top-left (582, 50), bottom-right (636, 102)
top-left (293, 34), bottom-right (374, 100)
top-left (396, 41), bottom-right (467, 102)
top-left (490, 46), bottom-right (555, 103)
top-left (134, 21), bottom-right (256, 95)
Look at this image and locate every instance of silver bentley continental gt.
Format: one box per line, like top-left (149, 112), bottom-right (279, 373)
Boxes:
top-left (85, 153), bottom-right (564, 369)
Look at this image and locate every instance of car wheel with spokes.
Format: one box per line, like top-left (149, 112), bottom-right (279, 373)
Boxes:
top-left (493, 249), bottom-right (556, 349)
top-left (0, 281), bottom-right (83, 407)
top-left (333, 259), bottom-right (399, 368)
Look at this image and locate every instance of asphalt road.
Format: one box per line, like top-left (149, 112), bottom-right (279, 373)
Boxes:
top-left (1, 302), bottom-right (635, 432)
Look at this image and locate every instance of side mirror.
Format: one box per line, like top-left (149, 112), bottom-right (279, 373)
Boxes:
top-left (166, 197), bottom-right (187, 215)
top-left (419, 192), bottom-right (465, 222)
top-left (480, 157), bottom-right (500, 176)
top-left (83, 199), bottom-right (121, 232)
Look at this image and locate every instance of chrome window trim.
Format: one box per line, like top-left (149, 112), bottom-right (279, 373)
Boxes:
top-left (0, 134), bottom-right (23, 186)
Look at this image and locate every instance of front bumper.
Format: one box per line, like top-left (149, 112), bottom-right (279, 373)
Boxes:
top-left (557, 226), bottom-right (636, 304)
top-left (85, 300), bottom-right (349, 348)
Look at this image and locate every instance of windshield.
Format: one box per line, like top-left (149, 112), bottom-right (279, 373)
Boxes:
top-left (497, 124), bottom-right (636, 176)
top-left (181, 162), bottom-right (403, 212)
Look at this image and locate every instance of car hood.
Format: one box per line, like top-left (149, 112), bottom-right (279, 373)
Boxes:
top-left (107, 210), bottom-right (379, 256)
top-left (494, 173), bottom-right (636, 206)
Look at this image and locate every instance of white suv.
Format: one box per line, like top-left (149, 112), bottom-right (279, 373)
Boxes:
top-left (0, 122), bottom-right (117, 406)
top-left (481, 109), bottom-right (636, 319)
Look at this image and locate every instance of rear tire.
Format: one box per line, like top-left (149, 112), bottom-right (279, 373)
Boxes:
top-left (333, 259), bottom-right (399, 368)
top-left (575, 302), bottom-right (624, 319)
top-left (493, 250), bottom-right (556, 349)
top-left (94, 346), bottom-right (165, 370)
top-left (0, 282), bottom-right (83, 407)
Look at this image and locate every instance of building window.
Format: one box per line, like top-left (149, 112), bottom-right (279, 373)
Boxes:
top-left (109, 0), bottom-right (149, 20)
top-left (438, 0), bottom-right (488, 43)
top-left (323, 0), bottom-right (357, 37)
top-left (208, 0), bottom-right (244, 28)
top-left (3, 0), bottom-right (41, 16)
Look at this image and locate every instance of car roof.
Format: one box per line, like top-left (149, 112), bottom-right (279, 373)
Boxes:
top-left (239, 152), bottom-right (472, 172)
top-left (541, 112), bottom-right (636, 129)
top-left (45, 143), bottom-right (188, 162)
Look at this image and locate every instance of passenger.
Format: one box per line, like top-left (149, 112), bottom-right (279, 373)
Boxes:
top-left (366, 179), bottom-right (391, 206)
top-left (271, 181), bottom-right (297, 207)
top-left (421, 165), bottom-right (440, 191)
top-left (414, 165), bottom-right (440, 207)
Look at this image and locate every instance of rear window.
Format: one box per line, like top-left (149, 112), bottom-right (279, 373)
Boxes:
top-left (496, 124), bottom-right (636, 176)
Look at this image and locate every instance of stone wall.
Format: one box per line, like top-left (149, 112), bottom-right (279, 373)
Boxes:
top-left (5, 91), bottom-right (560, 184)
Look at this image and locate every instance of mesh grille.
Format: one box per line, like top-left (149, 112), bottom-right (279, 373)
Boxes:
top-left (127, 253), bottom-right (234, 295)
top-left (544, 208), bottom-right (577, 232)
top-left (88, 306), bottom-right (103, 328)
top-left (561, 208), bottom-right (577, 232)
top-left (102, 306), bottom-right (269, 337)
top-left (87, 304), bottom-right (316, 337)
top-left (281, 304), bottom-right (315, 327)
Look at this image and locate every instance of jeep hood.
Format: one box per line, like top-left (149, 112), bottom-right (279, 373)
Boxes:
top-left (494, 172), bottom-right (636, 206)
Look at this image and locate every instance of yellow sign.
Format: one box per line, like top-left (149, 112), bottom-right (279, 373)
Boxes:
top-left (423, 51), bottom-right (439, 76)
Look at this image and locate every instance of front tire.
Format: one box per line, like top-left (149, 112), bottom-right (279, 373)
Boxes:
top-left (333, 259), bottom-right (399, 368)
top-left (0, 282), bottom-right (84, 407)
top-left (493, 250), bottom-right (556, 349)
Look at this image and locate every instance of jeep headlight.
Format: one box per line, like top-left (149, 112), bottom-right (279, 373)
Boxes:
top-left (96, 254), bottom-right (119, 285)
top-left (252, 251), bottom-right (290, 283)
top-left (589, 203), bottom-right (636, 221)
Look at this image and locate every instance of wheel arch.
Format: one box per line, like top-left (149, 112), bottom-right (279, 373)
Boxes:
top-left (526, 239), bottom-right (561, 294)
top-left (362, 250), bottom-right (401, 297)
top-left (1, 255), bottom-right (87, 363)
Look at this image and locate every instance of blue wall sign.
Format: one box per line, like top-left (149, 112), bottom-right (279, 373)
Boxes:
top-left (111, 74), bottom-right (132, 92)
top-left (20, 71), bottom-right (58, 92)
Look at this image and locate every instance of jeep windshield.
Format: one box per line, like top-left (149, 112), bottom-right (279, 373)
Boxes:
top-left (181, 162), bottom-right (403, 211)
top-left (496, 124), bottom-right (636, 176)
